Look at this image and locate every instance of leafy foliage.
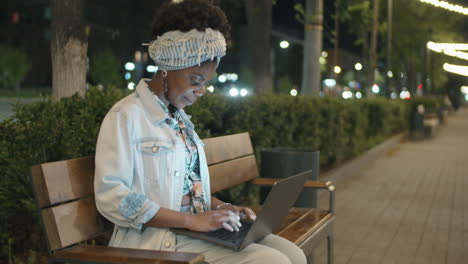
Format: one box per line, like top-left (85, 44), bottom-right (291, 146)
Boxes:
top-left (89, 49), bottom-right (124, 88)
top-left (0, 45), bottom-right (31, 90)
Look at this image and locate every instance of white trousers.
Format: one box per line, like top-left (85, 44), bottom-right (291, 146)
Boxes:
top-left (176, 233), bottom-right (307, 264)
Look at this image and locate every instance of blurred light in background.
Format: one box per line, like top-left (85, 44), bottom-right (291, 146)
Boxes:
top-left (443, 63), bottom-right (468, 76)
top-left (127, 82), bottom-right (135, 90)
top-left (387, 70), bottom-right (393, 78)
top-left (391, 92), bottom-right (398, 99)
top-left (418, 0), bottom-right (468, 15)
top-left (323, 79), bottom-right (337, 87)
top-left (229, 87), bottom-right (239, 97)
top-left (334, 66), bottom-right (342, 74)
top-left (240, 88), bottom-right (248, 97)
top-left (342, 91), bottom-right (353, 99)
top-left (218, 74), bottom-right (227, 83)
top-left (372, 83), bottom-right (380, 94)
top-left (400, 90), bottom-right (411, 100)
top-left (218, 73), bottom-right (238, 83)
top-left (427, 42), bottom-right (468, 50)
top-left (354, 63), bottom-right (363, 71)
top-left (125, 62), bottom-right (135, 71)
top-left (207, 85), bottom-right (215, 93)
top-left (322, 51), bottom-right (328, 57)
top-left (427, 41), bottom-right (468, 60)
top-left (280, 41), bottom-right (290, 49)
top-left (465, 94), bottom-right (468, 101)
top-left (460, 86), bottom-right (468, 94)
top-left (356, 92), bottom-right (362, 99)
top-left (146, 65), bottom-right (158, 73)
top-left (319, 56), bottom-right (327, 64)
top-left (125, 72), bottom-right (131, 80)
top-left (226, 73), bottom-right (238, 81)
top-left (290, 89), bottom-right (298, 96)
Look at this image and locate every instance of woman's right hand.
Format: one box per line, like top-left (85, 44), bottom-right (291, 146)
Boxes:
top-left (186, 210), bottom-right (242, 232)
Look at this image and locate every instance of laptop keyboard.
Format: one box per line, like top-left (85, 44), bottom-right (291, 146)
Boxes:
top-left (205, 221), bottom-right (253, 245)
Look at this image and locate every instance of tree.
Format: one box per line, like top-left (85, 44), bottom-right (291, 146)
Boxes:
top-left (244, 0), bottom-right (273, 94)
top-left (50, 0), bottom-right (88, 100)
top-left (389, 0), bottom-right (464, 94)
top-left (368, 0), bottom-right (380, 97)
top-left (295, 0), bottom-right (323, 95)
top-left (343, 0), bottom-right (464, 95)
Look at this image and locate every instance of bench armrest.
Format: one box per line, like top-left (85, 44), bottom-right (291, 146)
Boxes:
top-left (251, 178), bottom-right (336, 214)
top-left (251, 178), bottom-right (334, 191)
top-left (54, 245), bottom-right (205, 264)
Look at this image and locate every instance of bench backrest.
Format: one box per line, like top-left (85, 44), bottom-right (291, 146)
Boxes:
top-left (31, 132), bottom-right (258, 251)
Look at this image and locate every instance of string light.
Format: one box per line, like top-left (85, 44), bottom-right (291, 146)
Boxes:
top-left (443, 63), bottom-right (468, 76)
top-left (427, 42), bottom-right (468, 61)
top-left (427, 42), bottom-right (468, 51)
top-left (419, 0), bottom-right (468, 15)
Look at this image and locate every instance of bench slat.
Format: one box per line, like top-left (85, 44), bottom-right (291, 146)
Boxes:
top-left (203, 132), bottom-right (254, 165)
top-left (43, 197), bottom-right (104, 250)
top-left (55, 245), bottom-right (205, 264)
top-left (209, 155), bottom-right (259, 193)
top-left (32, 156), bottom-right (94, 208)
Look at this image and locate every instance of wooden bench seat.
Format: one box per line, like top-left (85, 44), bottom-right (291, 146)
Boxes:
top-left (31, 132), bottom-right (335, 264)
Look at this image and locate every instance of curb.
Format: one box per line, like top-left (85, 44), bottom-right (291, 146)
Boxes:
top-left (320, 133), bottom-right (405, 184)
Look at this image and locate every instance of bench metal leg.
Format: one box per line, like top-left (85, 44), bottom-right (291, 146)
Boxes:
top-left (327, 234), bottom-right (334, 264)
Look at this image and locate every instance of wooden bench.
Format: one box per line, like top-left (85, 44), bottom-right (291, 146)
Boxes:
top-left (31, 132), bottom-right (335, 264)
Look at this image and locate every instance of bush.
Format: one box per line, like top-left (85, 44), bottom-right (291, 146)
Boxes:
top-left (0, 45), bottom-right (30, 90)
top-left (0, 89), bottom-right (418, 261)
top-left (188, 95), bottom-right (409, 169)
top-left (0, 86), bottom-right (127, 261)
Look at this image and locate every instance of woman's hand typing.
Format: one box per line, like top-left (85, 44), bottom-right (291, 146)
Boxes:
top-left (187, 210), bottom-right (241, 232)
top-left (216, 203), bottom-right (257, 222)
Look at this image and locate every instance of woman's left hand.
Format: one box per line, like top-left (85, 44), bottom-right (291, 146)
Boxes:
top-left (216, 203), bottom-right (256, 221)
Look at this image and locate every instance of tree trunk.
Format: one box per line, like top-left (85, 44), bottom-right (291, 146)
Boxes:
top-left (51, 0), bottom-right (88, 100)
top-left (368, 0), bottom-right (380, 97)
top-left (301, 0), bottom-right (323, 95)
top-left (333, 0), bottom-right (340, 80)
top-left (245, 0), bottom-right (272, 94)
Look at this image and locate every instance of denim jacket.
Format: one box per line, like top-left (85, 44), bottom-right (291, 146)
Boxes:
top-left (94, 79), bottom-right (211, 251)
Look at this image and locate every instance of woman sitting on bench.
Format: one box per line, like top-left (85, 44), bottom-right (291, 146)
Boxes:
top-left (94, 1), bottom-right (306, 263)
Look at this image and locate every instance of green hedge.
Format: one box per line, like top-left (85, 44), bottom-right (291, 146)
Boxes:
top-left (0, 88), bottom-right (441, 262)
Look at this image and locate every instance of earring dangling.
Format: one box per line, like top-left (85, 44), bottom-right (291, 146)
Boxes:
top-left (162, 70), bottom-right (168, 93)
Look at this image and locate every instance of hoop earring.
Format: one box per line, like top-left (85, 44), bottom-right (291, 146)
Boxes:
top-left (162, 70), bottom-right (168, 93)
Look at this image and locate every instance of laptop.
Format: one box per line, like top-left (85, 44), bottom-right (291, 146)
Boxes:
top-left (171, 171), bottom-right (310, 251)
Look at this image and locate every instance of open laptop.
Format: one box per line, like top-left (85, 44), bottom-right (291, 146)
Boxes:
top-left (171, 171), bottom-right (310, 251)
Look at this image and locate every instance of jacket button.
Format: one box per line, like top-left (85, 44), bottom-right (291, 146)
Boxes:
top-left (152, 146), bottom-right (158, 153)
top-left (165, 241), bottom-right (171, 248)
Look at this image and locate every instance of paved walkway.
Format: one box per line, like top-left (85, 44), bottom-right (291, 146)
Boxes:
top-left (315, 107), bottom-right (468, 264)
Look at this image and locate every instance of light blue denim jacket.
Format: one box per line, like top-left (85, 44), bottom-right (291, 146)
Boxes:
top-left (94, 79), bottom-right (211, 251)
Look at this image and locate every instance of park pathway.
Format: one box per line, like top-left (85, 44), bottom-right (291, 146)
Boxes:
top-left (315, 107), bottom-right (468, 264)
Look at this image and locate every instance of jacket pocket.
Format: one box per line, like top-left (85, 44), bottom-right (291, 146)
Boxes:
top-left (137, 140), bottom-right (173, 155)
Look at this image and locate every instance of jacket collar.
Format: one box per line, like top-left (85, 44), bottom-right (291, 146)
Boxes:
top-left (135, 78), bottom-right (194, 129)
